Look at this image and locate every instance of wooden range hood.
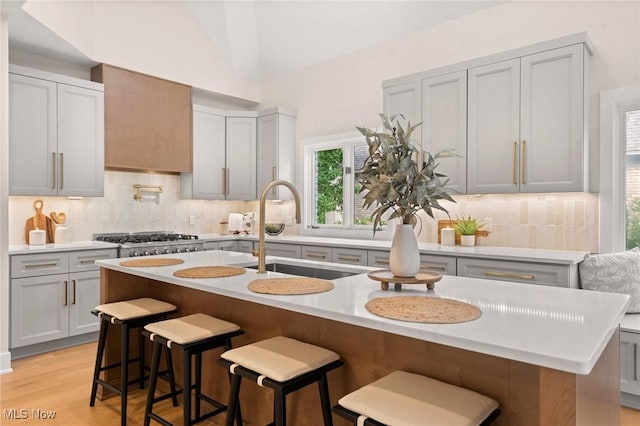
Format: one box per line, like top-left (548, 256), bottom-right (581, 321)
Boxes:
top-left (91, 64), bottom-right (192, 174)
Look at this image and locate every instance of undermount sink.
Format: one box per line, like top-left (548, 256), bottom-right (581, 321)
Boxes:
top-left (247, 263), bottom-right (359, 280)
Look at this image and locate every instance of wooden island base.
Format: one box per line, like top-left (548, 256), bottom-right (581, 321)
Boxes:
top-left (100, 269), bottom-right (620, 426)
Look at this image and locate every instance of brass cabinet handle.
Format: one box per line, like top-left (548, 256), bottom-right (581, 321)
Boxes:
top-left (52, 153), bottom-right (56, 189)
top-left (226, 168), bottom-right (230, 195)
top-left (63, 280), bottom-right (68, 306)
top-left (25, 262), bottom-right (59, 269)
top-left (520, 140), bottom-right (526, 184)
top-left (222, 168), bottom-right (227, 195)
top-left (420, 264), bottom-right (446, 271)
top-left (375, 259), bottom-right (390, 265)
top-left (72, 280), bottom-right (77, 305)
top-left (484, 271), bottom-right (535, 280)
top-left (79, 259), bottom-right (96, 265)
top-left (512, 141), bottom-right (517, 185)
top-left (338, 255), bottom-right (361, 262)
top-left (634, 343), bottom-right (638, 381)
top-left (272, 166), bottom-right (277, 196)
top-left (305, 253), bottom-right (327, 260)
top-left (59, 152), bottom-right (64, 189)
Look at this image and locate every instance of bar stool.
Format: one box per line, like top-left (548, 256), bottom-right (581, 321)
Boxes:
top-left (219, 336), bottom-right (344, 426)
top-left (333, 370), bottom-right (500, 426)
top-left (143, 313), bottom-right (245, 426)
top-left (90, 297), bottom-right (178, 426)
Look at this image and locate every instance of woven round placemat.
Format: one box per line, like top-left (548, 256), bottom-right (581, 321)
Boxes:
top-left (119, 258), bottom-right (185, 267)
top-left (248, 278), bottom-right (334, 295)
top-left (366, 296), bottom-right (481, 324)
top-left (173, 266), bottom-right (246, 279)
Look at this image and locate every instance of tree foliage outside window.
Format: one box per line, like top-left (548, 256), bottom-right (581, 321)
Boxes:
top-left (315, 148), bottom-right (343, 224)
top-left (627, 196), bottom-right (640, 249)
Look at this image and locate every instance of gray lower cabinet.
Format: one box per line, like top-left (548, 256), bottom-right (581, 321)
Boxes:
top-left (265, 242), bottom-right (301, 259)
top-left (236, 240), bottom-right (254, 253)
top-left (301, 245), bottom-right (332, 262)
top-left (368, 250), bottom-right (456, 275)
top-left (332, 247), bottom-right (367, 266)
top-left (456, 257), bottom-right (574, 287)
top-left (204, 240), bottom-right (239, 251)
top-left (10, 248), bottom-right (116, 349)
top-left (621, 330), bottom-right (640, 408)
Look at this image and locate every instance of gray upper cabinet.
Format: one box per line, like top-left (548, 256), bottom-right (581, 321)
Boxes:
top-left (468, 44), bottom-right (587, 193)
top-left (181, 106), bottom-right (256, 200)
top-left (9, 66), bottom-right (105, 197)
top-left (257, 108), bottom-right (297, 200)
top-left (382, 34), bottom-right (591, 196)
top-left (421, 71), bottom-right (467, 194)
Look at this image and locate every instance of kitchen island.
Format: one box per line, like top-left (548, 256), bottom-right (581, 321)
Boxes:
top-left (97, 250), bottom-right (628, 425)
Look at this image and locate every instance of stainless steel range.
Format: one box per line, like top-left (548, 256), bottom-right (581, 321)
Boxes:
top-left (94, 232), bottom-right (203, 257)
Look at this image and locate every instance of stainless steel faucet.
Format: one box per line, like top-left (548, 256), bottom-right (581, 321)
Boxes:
top-left (254, 180), bottom-right (301, 273)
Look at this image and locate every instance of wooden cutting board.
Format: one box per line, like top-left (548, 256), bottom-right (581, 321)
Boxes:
top-left (24, 199), bottom-right (55, 244)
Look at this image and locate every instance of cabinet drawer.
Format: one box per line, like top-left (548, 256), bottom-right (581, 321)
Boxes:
top-left (456, 258), bottom-right (569, 287)
top-left (70, 249), bottom-right (117, 272)
top-left (368, 250), bottom-right (391, 268)
top-left (237, 240), bottom-right (254, 253)
top-left (11, 252), bottom-right (69, 278)
top-left (301, 246), bottom-right (332, 262)
top-left (332, 248), bottom-right (367, 266)
top-left (420, 254), bottom-right (456, 276)
top-left (265, 242), bottom-right (301, 259)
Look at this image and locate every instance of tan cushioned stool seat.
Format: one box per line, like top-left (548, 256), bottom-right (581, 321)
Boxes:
top-left (95, 298), bottom-right (176, 321)
top-left (221, 336), bottom-right (340, 382)
top-left (339, 370), bottom-right (498, 426)
top-left (144, 313), bottom-right (240, 345)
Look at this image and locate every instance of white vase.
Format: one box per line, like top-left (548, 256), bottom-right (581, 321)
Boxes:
top-left (389, 224), bottom-right (420, 277)
top-left (460, 235), bottom-right (476, 247)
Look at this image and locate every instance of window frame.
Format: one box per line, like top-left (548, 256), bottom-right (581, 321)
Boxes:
top-left (599, 85), bottom-right (640, 253)
top-left (299, 131), bottom-right (392, 240)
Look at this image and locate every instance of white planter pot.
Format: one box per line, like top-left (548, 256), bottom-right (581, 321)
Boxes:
top-left (389, 224), bottom-right (420, 277)
top-left (460, 234), bottom-right (476, 247)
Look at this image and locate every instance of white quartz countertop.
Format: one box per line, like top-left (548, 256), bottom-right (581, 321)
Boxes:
top-left (198, 233), bottom-right (587, 265)
top-left (9, 241), bottom-right (119, 255)
top-left (96, 250), bottom-right (627, 375)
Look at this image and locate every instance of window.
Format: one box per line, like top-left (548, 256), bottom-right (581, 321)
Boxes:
top-left (599, 85), bottom-right (640, 253)
top-left (301, 132), bottom-right (391, 237)
top-left (625, 109), bottom-right (640, 249)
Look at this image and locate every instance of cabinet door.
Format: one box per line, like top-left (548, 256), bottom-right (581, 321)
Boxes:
top-left (68, 271), bottom-right (100, 336)
top-left (421, 71), bottom-right (467, 194)
top-left (11, 252), bottom-right (69, 279)
top-left (257, 113), bottom-right (297, 200)
top-left (456, 257), bottom-right (570, 287)
top-left (368, 250), bottom-right (391, 269)
top-left (189, 110), bottom-right (226, 199)
top-left (226, 117), bottom-right (257, 200)
top-left (520, 44), bottom-right (585, 192)
top-left (218, 240), bottom-right (239, 251)
top-left (11, 275), bottom-right (69, 348)
top-left (420, 254), bottom-right (456, 276)
top-left (332, 248), bottom-right (367, 266)
top-left (301, 245), bottom-right (332, 262)
top-left (621, 331), bottom-right (640, 396)
top-left (236, 240), bottom-right (255, 253)
top-left (57, 84), bottom-right (105, 197)
top-left (9, 73), bottom-right (57, 196)
top-left (467, 59), bottom-right (521, 194)
top-left (383, 81), bottom-right (422, 145)
top-left (265, 242), bottom-right (301, 259)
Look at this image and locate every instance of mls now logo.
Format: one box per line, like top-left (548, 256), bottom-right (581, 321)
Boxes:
top-left (3, 408), bottom-right (57, 420)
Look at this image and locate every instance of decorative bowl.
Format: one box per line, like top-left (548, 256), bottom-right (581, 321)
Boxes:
top-left (265, 223), bottom-right (285, 236)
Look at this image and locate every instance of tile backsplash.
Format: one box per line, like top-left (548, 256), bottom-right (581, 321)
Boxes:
top-left (8, 171), bottom-right (599, 252)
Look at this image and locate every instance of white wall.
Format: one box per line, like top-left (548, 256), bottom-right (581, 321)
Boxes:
top-left (1, 9), bottom-right (12, 374)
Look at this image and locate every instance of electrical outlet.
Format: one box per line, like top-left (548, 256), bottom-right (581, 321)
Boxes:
top-left (482, 218), bottom-right (493, 232)
top-left (189, 215), bottom-right (196, 226)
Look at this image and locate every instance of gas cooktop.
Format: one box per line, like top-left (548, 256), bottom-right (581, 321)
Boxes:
top-left (94, 232), bottom-right (198, 245)
top-left (94, 232), bottom-right (203, 257)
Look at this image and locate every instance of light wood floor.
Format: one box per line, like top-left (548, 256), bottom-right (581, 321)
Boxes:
top-left (2, 342), bottom-right (640, 425)
top-left (0, 342), bottom-right (223, 425)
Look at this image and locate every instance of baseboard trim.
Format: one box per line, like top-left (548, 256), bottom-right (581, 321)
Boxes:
top-left (10, 333), bottom-right (98, 360)
top-left (0, 351), bottom-right (13, 375)
top-left (622, 392), bottom-right (640, 409)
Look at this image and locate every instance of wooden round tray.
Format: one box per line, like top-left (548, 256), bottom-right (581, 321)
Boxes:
top-left (367, 269), bottom-right (443, 291)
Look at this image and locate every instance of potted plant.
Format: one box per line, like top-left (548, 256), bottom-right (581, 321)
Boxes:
top-left (356, 114), bottom-right (456, 276)
top-left (455, 216), bottom-right (483, 247)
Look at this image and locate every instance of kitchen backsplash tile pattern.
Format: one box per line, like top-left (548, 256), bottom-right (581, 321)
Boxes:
top-left (8, 171), bottom-right (599, 252)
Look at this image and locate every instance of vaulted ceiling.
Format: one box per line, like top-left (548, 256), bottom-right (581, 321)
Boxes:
top-left (3, 0), bottom-right (505, 81)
